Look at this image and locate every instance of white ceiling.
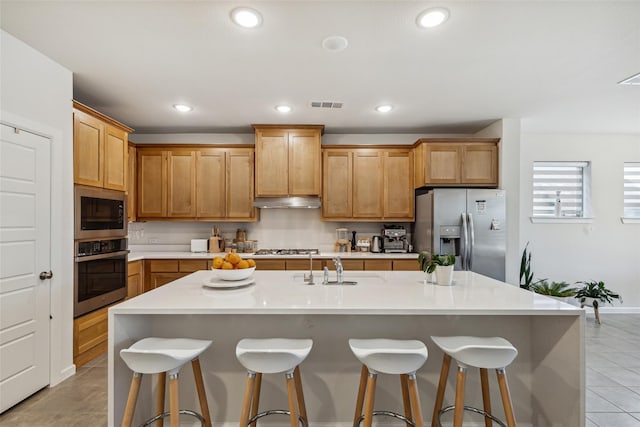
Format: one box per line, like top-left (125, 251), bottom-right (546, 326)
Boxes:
top-left (1, 1), bottom-right (639, 135)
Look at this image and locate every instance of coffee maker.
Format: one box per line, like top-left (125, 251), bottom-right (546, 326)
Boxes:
top-left (382, 225), bottom-right (408, 253)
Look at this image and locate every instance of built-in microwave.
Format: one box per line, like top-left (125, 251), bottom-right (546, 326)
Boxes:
top-left (74, 185), bottom-right (127, 240)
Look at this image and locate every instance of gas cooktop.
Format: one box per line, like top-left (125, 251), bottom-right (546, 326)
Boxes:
top-left (254, 249), bottom-right (320, 255)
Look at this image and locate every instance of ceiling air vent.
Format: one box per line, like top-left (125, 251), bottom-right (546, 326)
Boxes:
top-left (310, 101), bottom-right (343, 109)
top-left (619, 72), bottom-right (640, 85)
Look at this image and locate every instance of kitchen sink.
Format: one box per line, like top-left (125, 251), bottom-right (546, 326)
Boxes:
top-left (292, 272), bottom-right (385, 285)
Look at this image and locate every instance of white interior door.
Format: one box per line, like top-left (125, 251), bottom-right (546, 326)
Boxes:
top-left (0, 123), bottom-right (51, 413)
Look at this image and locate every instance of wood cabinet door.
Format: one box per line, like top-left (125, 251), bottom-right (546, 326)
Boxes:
top-left (127, 273), bottom-right (141, 299)
top-left (103, 125), bottom-right (127, 191)
top-left (322, 150), bottom-right (352, 218)
top-left (167, 150), bottom-right (196, 217)
top-left (392, 259), bottom-right (421, 271)
top-left (353, 150), bottom-right (383, 218)
top-left (288, 129), bottom-right (321, 196)
top-left (196, 149), bottom-right (226, 218)
top-left (73, 109), bottom-right (104, 187)
top-left (461, 143), bottom-right (498, 185)
top-left (255, 129), bottom-right (289, 196)
top-left (137, 149), bottom-right (166, 217)
top-left (424, 144), bottom-right (461, 184)
top-left (383, 150), bottom-right (414, 219)
top-left (364, 260), bottom-right (392, 271)
top-left (127, 145), bottom-right (136, 222)
top-left (227, 149), bottom-right (256, 220)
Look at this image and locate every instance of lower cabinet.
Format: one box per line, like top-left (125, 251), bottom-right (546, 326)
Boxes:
top-left (127, 260), bottom-right (143, 299)
top-left (258, 257), bottom-right (417, 271)
top-left (73, 303), bottom-right (115, 367)
top-left (392, 259), bottom-right (422, 271)
top-left (144, 259), bottom-right (209, 292)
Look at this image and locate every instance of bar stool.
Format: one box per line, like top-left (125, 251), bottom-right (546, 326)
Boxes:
top-left (349, 338), bottom-right (429, 427)
top-left (430, 336), bottom-right (518, 427)
top-left (236, 338), bottom-right (313, 427)
top-left (120, 337), bottom-right (213, 427)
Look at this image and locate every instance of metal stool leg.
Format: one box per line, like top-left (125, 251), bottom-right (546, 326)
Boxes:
top-left (121, 372), bottom-right (142, 427)
top-left (191, 358), bottom-right (212, 427)
top-left (480, 368), bottom-right (493, 427)
top-left (431, 354), bottom-right (451, 427)
top-left (400, 374), bottom-right (413, 426)
top-left (496, 368), bottom-right (516, 427)
top-left (453, 366), bottom-right (467, 427)
top-left (407, 373), bottom-right (424, 427)
top-left (353, 364), bottom-right (368, 426)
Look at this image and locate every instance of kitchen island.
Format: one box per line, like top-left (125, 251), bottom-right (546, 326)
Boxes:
top-left (109, 270), bottom-right (584, 427)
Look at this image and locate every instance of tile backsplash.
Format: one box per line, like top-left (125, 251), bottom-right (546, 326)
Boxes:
top-left (129, 209), bottom-right (411, 252)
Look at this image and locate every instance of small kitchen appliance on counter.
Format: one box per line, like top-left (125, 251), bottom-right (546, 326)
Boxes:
top-left (335, 228), bottom-right (349, 252)
top-left (371, 235), bottom-right (382, 253)
top-left (191, 239), bottom-right (208, 253)
top-left (382, 225), bottom-right (408, 253)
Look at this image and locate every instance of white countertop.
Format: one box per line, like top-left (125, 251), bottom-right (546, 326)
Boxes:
top-left (127, 251), bottom-right (418, 262)
top-left (111, 270), bottom-right (581, 316)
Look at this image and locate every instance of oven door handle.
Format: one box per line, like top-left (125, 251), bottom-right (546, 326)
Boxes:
top-left (75, 250), bottom-right (129, 263)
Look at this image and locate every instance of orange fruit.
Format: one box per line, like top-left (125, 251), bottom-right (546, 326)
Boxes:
top-left (237, 260), bottom-right (249, 269)
top-left (212, 256), bottom-right (224, 269)
top-left (224, 253), bottom-right (233, 262)
top-left (229, 253), bottom-right (241, 265)
top-left (247, 259), bottom-right (256, 268)
top-left (221, 261), bottom-right (233, 270)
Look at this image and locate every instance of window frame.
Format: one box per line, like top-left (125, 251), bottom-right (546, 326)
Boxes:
top-left (530, 161), bottom-right (593, 224)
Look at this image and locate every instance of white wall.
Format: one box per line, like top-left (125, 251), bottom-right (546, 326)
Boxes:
top-left (1, 30), bottom-right (75, 385)
top-left (520, 133), bottom-right (640, 308)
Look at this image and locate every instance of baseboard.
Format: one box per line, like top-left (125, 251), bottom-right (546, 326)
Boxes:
top-left (50, 364), bottom-right (76, 387)
top-left (594, 306), bottom-right (640, 314)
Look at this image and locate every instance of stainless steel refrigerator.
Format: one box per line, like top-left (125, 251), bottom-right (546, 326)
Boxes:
top-left (414, 189), bottom-right (506, 281)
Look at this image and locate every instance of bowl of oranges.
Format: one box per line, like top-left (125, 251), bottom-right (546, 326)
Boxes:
top-left (211, 253), bottom-right (256, 281)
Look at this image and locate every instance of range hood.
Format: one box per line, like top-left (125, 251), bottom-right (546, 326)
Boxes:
top-left (252, 196), bottom-right (321, 209)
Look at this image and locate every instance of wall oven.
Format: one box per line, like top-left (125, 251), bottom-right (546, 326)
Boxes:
top-left (74, 238), bottom-right (128, 317)
top-left (75, 185), bottom-right (127, 240)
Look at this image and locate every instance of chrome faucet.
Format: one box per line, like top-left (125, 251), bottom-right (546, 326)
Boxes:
top-left (304, 253), bottom-right (315, 285)
top-left (333, 256), bottom-right (344, 284)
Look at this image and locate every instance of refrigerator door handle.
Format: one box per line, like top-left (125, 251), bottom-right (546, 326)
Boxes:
top-left (461, 212), bottom-right (468, 270)
top-left (468, 212), bottom-right (475, 271)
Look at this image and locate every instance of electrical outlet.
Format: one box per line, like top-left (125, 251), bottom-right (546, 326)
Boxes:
top-left (149, 238), bottom-right (159, 244)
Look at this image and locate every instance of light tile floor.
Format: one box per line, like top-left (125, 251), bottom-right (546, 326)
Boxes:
top-left (1, 313), bottom-right (640, 426)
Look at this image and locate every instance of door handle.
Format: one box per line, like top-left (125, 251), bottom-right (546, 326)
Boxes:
top-left (468, 213), bottom-right (475, 271)
top-left (461, 212), bottom-right (468, 270)
top-left (39, 271), bottom-right (53, 280)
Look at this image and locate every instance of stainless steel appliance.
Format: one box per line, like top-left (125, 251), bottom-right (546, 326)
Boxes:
top-left (75, 185), bottom-right (127, 240)
top-left (74, 237), bottom-right (128, 317)
top-left (382, 225), bottom-right (408, 253)
top-left (371, 236), bottom-right (382, 253)
top-left (414, 189), bottom-right (506, 281)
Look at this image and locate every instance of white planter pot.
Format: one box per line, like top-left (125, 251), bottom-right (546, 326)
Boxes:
top-left (435, 265), bottom-right (454, 286)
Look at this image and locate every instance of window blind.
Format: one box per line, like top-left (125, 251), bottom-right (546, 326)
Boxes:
top-left (533, 162), bottom-right (587, 217)
top-left (624, 162), bottom-right (640, 218)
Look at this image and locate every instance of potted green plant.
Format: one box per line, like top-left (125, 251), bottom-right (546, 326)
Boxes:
top-left (530, 281), bottom-right (578, 305)
top-left (575, 280), bottom-right (622, 324)
top-left (418, 252), bottom-right (456, 286)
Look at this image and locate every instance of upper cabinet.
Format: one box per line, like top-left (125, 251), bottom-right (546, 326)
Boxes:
top-left (136, 146), bottom-right (256, 222)
top-left (323, 147), bottom-right (414, 221)
top-left (127, 144), bottom-right (136, 222)
top-left (73, 101), bottom-right (133, 191)
top-left (414, 138), bottom-right (500, 188)
top-left (253, 125), bottom-right (323, 197)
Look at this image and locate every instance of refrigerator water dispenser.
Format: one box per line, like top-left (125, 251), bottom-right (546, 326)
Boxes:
top-left (439, 225), bottom-right (460, 256)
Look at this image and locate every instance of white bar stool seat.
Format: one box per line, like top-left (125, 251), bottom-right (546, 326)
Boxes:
top-left (120, 337), bottom-right (213, 427)
top-left (236, 338), bottom-right (313, 427)
top-left (349, 338), bottom-right (428, 427)
top-left (430, 335), bottom-right (518, 427)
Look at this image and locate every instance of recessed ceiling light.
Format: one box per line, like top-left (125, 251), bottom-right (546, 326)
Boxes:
top-left (416, 7), bottom-right (450, 28)
top-left (173, 104), bottom-right (193, 112)
top-left (322, 36), bottom-right (349, 52)
top-left (230, 7), bottom-right (262, 28)
top-left (275, 105), bottom-right (292, 113)
top-left (375, 105), bottom-right (393, 113)
top-left (619, 72), bottom-right (640, 85)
